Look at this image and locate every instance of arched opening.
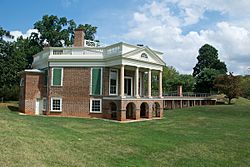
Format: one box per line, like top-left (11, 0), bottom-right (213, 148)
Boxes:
top-left (153, 102), bottom-right (161, 117)
top-left (110, 102), bottom-right (117, 119)
top-left (126, 102), bottom-right (136, 120)
top-left (140, 102), bottom-right (149, 118)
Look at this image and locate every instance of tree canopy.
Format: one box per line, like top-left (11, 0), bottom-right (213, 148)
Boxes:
top-left (162, 66), bottom-right (195, 93)
top-left (77, 24), bottom-right (97, 41)
top-left (193, 44), bottom-right (227, 77)
top-left (33, 15), bottom-right (98, 47)
top-left (214, 73), bottom-right (242, 104)
top-left (0, 27), bottom-right (13, 40)
top-left (0, 28), bottom-right (26, 99)
top-left (240, 76), bottom-right (250, 99)
top-left (195, 68), bottom-right (220, 93)
top-left (193, 44), bottom-right (227, 93)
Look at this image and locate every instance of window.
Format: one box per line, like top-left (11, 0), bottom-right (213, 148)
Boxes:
top-left (20, 78), bottom-right (24, 86)
top-left (42, 98), bottom-right (47, 111)
top-left (52, 68), bottom-right (63, 86)
top-left (109, 69), bottom-right (118, 95)
top-left (90, 99), bottom-right (102, 113)
top-left (51, 97), bottom-right (62, 112)
top-left (91, 68), bottom-right (102, 95)
top-left (141, 53), bottom-right (148, 58)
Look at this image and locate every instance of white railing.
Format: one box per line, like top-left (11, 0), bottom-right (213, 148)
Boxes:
top-left (51, 48), bottom-right (104, 56)
top-left (104, 45), bottom-right (122, 56)
top-left (50, 43), bottom-right (122, 57)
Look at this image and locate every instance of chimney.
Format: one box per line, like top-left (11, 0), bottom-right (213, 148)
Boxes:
top-left (73, 28), bottom-right (85, 47)
top-left (177, 85), bottom-right (183, 97)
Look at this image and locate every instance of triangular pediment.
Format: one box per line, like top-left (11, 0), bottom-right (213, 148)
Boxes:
top-left (122, 47), bottom-right (165, 65)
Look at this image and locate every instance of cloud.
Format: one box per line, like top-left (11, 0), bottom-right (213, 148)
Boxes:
top-left (123, 0), bottom-right (250, 74)
top-left (4, 29), bottom-right (38, 42)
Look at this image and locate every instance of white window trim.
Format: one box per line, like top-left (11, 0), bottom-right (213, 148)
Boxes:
top-left (50, 97), bottom-right (62, 112)
top-left (124, 76), bottom-right (133, 97)
top-left (109, 69), bottom-right (118, 96)
top-left (42, 97), bottom-right (47, 111)
top-left (51, 68), bottom-right (63, 86)
top-left (90, 67), bottom-right (103, 95)
top-left (90, 99), bottom-right (102, 113)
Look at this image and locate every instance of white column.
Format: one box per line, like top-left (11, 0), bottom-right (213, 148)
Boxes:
top-left (148, 69), bottom-right (152, 98)
top-left (120, 65), bottom-right (125, 98)
top-left (139, 72), bottom-right (143, 96)
top-left (159, 70), bottom-right (163, 98)
top-left (135, 67), bottom-right (139, 98)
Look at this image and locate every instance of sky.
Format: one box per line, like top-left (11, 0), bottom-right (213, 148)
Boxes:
top-left (1, 0), bottom-right (250, 75)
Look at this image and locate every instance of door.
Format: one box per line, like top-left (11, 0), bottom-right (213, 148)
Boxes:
top-left (35, 99), bottom-right (42, 115)
top-left (124, 77), bottom-right (133, 96)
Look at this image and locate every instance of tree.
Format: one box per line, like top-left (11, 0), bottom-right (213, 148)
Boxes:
top-left (195, 68), bottom-right (220, 93)
top-left (240, 76), bottom-right (250, 99)
top-left (162, 66), bottom-right (181, 92)
top-left (161, 66), bottom-right (195, 93)
top-left (193, 44), bottom-right (227, 92)
top-left (0, 27), bottom-right (13, 40)
top-left (178, 74), bottom-right (195, 92)
top-left (33, 15), bottom-right (98, 47)
top-left (193, 44), bottom-right (227, 77)
top-left (214, 73), bottom-right (241, 104)
top-left (33, 15), bottom-right (76, 47)
top-left (0, 27), bottom-right (24, 100)
top-left (13, 36), bottom-right (42, 68)
top-left (77, 24), bottom-right (97, 41)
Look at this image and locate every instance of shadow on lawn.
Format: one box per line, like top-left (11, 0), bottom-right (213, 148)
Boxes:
top-left (7, 105), bottom-right (19, 112)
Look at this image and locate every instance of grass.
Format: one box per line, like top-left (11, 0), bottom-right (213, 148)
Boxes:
top-left (0, 99), bottom-right (250, 167)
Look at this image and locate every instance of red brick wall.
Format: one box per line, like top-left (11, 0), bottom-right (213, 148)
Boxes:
top-left (103, 67), bottom-right (110, 96)
top-left (48, 67), bottom-right (92, 117)
top-left (20, 72), bottom-right (46, 115)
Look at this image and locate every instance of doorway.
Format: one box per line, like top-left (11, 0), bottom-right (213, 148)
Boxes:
top-left (124, 77), bottom-right (133, 96)
top-left (35, 99), bottom-right (43, 115)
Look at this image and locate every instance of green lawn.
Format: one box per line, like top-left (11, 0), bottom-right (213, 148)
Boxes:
top-left (0, 99), bottom-right (250, 167)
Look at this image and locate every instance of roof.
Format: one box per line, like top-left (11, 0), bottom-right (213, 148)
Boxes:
top-left (19, 69), bottom-right (44, 74)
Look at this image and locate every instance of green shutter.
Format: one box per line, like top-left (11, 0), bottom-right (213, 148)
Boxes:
top-left (53, 68), bottom-right (62, 86)
top-left (92, 68), bottom-right (101, 95)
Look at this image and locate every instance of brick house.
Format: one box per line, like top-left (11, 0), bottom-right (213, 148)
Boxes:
top-left (19, 29), bottom-right (165, 121)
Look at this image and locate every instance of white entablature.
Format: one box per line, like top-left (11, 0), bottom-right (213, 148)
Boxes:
top-left (32, 42), bottom-right (165, 71)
